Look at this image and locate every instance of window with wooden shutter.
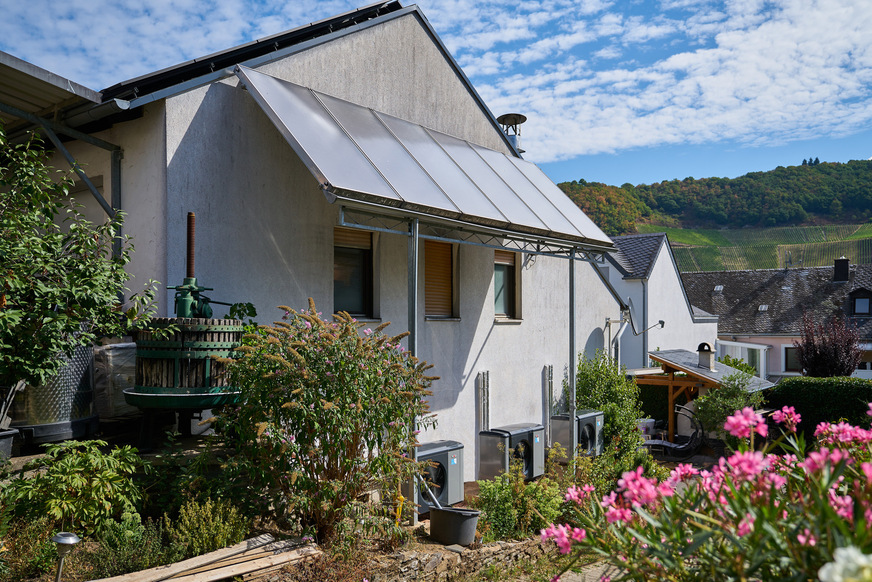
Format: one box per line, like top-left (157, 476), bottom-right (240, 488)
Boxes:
top-left (334, 227), bottom-right (373, 317)
top-left (425, 240), bottom-right (454, 317)
top-left (494, 250), bottom-right (517, 318)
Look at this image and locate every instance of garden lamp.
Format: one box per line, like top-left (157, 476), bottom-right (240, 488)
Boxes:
top-left (51, 532), bottom-right (81, 582)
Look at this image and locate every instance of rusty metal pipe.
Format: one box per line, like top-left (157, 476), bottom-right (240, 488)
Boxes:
top-left (186, 212), bottom-right (196, 279)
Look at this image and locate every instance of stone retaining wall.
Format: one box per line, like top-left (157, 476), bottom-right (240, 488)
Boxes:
top-left (368, 538), bottom-right (556, 582)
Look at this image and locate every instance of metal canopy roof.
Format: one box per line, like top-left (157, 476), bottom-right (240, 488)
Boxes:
top-left (647, 349), bottom-right (774, 392)
top-left (0, 51), bottom-right (100, 134)
top-left (236, 66), bottom-right (612, 251)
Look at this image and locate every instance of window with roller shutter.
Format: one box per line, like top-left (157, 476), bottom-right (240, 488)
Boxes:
top-left (425, 240), bottom-right (454, 317)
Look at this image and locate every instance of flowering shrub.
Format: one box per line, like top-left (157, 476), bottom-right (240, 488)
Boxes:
top-left (219, 300), bottom-right (436, 542)
top-left (542, 404), bottom-right (872, 580)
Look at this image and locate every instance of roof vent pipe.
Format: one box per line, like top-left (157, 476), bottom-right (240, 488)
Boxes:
top-left (697, 342), bottom-right (716, 371)
top-left (497, 113), bottom-right (526, 154)
top-left (834, 256), bottom-right (850, 282)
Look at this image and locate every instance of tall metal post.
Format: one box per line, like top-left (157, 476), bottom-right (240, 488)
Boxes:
top-left (111, 148), bottom-right (123, 258)
top-left (407, 218), bottom-right (420, 526)
top-left (408, 219), bottom-right (419, 357)
top-left (569, 248), bottom-right (577, 460)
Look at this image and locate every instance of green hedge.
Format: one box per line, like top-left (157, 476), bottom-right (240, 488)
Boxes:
top-left (766, 377), bottom-right (872, 439)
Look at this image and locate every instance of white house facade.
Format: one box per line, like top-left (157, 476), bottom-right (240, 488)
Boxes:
top-left (1, 3), bottom-right (629, 481)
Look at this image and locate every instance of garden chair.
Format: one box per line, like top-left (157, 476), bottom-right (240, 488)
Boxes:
top-left (641, 404), bottom-right (703, 459)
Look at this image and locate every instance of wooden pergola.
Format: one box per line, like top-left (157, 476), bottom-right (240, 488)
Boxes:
top-left (630, 348), bottom-right (774, 442)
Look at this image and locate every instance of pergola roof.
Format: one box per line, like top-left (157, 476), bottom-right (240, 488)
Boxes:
top-left (633, 349), bottom-right (773, 442)
top-left (647, 349), bottom-right (774, 392)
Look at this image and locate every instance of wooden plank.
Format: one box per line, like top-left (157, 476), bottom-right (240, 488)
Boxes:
top-left (242, 564), bottom-right (286, 581)
top-left (168, 540), bottom-right (305, 578)
top-left (168, 546), bottom-right (321, 582)
top-left (86, 534), bottom-right (275, 582)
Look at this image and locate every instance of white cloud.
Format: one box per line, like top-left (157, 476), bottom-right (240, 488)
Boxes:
top-left (1, 0), bottom-right (871, 168)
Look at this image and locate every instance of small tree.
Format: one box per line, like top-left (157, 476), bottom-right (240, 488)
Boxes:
top-left (793, 311), bottom-right (862, 377)
top-left (0, 126), bottom-right (158, 392)
top-left (695, 371), bottom-right (765, 448)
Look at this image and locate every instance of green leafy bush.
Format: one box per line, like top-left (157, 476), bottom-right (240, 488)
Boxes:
top-left (86, 512), bottom-right (174, 578)
top-left (0, 126), bottom-right (160, 390)
top-left (767, 376), bottom-right (872, 439)
top-left (566, 352), bottom-right (660, 489)
top-left (717, 354), bottom-right (758, 376)
top-left (473, 463), bottom-right (562, 542)
top-left (695, 371), bottom-right (765, 447)
top-left (1, 440), bottom-right (146, 536)
top-left (163, 498), bottom-right (249, 560)
top-left (220, 300), bottom-right (436, 542)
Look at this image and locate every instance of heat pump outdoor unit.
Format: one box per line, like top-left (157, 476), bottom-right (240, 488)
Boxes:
top-left (478, 423), bottom-right (545, 481)
top-left (550, 409), bottom-right (604, 458)
top-left (411, 440), bottom-right (465, 513)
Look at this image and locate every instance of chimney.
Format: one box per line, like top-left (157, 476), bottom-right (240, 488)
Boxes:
top-left (834, 256), bottom-right (850, 282)
top-left (497, 113), bottom-right (527, 154)
top-left (697, 342), bottom-right (716, 371)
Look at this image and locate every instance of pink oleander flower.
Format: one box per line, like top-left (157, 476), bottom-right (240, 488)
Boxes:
top-left (861, 462), bottom-right (872, 485)
top-left (724, 407), bottom-right (768, 438)
top-left (618, 466), bottom-right (673, 507)
top-left (797, 528), bottom-right (817, 546)
top-left (771, 406), bottom-right (802, 432)
top-left (764, 472), bottom-right (787, 490)
top-left (605, 506), bottom-right (634, 524)
top-left (667, 463), bottom-right (699, 487)
top-left (802, 447), bottom-right (853, 473)
top-left (540, 524), bottom-right (584, 554)
top-left (867, 402), bottom-right (872, 417)
top-left (565, 485), bottom-right (594, 505)
top-left (828, 489), bottom-right (854, 522)
top-left (736, 513), bottom-right (755, 537)
top-left (724, 450), bottom-right (768, 482)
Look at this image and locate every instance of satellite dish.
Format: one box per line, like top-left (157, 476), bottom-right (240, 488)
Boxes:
top-left (627, 297), bottom-right (641, 335)
top-left (627, 297), bottom-right (665, 336)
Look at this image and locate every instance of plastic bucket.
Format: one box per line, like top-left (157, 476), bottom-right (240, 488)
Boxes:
top-left (429, 507), bottom-right (480, 546)
top-left (0, 428), bottom-right (18, 461)
top-left (637, 418), bottom-right (655, 435)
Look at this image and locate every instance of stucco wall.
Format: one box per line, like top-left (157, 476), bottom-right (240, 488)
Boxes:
top-left (49, 103), bottom-right (168, 313)
top-left (605, 244), bottom-right (718, 370)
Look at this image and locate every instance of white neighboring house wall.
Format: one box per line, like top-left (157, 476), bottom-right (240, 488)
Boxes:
top-left (601, 240), bottom-right (718, 370)
top-left (715, 339), bottom-right (769, 379)
top-left (49, 9), bottom-right (624, 482)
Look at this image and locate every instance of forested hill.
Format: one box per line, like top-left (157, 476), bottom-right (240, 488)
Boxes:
top-left (558, 158), bottom-right (872, 236)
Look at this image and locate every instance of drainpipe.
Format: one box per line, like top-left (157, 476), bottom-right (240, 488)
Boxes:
top-left (642, 279), bottom-right (648, 368)
top-left (611, 316), bottom-right (629, 364)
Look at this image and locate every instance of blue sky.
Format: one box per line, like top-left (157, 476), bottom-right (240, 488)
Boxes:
top-left (2, 0), bottom-right (871, 187)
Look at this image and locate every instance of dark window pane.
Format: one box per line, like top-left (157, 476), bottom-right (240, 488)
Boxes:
top-left (856, 297), bottom-right (870, 314)
top-left (784, 347), bottom-right (801, 372)
top-left (334, 247), bottom-right (371, 316)
top-left (494, 263), bottom-right (515, 317)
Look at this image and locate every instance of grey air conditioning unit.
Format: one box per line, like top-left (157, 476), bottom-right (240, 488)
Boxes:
top-left (478, 423), bottom-right (545, 481)
top-left (408, 440), bottom-right (465, 513)
top-left (550, 409), bottom-right (604, 459)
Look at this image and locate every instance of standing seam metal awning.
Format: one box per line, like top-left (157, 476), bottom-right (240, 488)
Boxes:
top-left (235, 65), bottom-right (612, 253)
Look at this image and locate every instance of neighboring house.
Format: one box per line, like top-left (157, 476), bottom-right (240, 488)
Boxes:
top-left (1, 3), bottom-right (631, 480)
top-left (682, 258), bottom-right (872, 380)
top-left (597, 233), bottom-right (719, 370)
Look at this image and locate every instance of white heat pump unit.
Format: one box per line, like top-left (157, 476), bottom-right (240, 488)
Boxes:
top-left (478, 423), bottom-right (545, 481)
top-left (408, 440), bottom-right (465, 513)
top-left (550, 409), bottom-right (604, 458)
